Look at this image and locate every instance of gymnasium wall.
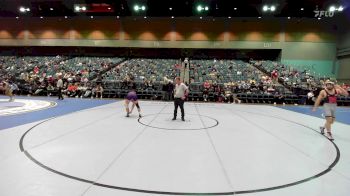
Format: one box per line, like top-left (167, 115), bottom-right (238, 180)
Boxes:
top-left (0, 17), bottom-right (339, 76)
top-left (336, 16), bottom-right (350, 81)
top-left (0, 18), bottom-right (284, 44)
top-left (281, 20), bottom-right (337, 77)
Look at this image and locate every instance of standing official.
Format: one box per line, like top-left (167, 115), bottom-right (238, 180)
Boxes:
top-left (172, 77), bottom-right (188, 121)
top-left (57, 75), bottom-right (64, 100)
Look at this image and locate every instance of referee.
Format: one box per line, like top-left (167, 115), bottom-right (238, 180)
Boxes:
top-left (57, 75), bottom-right (64, 100)
top-left (172, 77), bottom-right (188, 121)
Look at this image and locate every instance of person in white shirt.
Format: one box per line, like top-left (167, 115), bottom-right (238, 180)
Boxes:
top-left (57, 75), bottom-right (64, 100)
top-left (172, 77), bottom-right (188, 121)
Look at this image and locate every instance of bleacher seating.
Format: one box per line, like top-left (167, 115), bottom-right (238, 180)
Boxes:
top-left (1, 55), bottom-right (349, 105)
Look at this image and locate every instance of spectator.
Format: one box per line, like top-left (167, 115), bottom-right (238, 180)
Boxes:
top-left (93, 84), bottom-right (104, 98)
top-left (47, 83), bottom-right (54, 96)
top-left (162, 80), bottom-right (168, 101)
top-left (273, 92), bottom-right (285, 105)
top-left (167, 81), bottom-right (174, 101)
top-left (203, 81), bottom-right (211, 102)
top-left (34, 82), bottom-right (46, 96)
top-left (67, 83), bottom-right (78, 97)
top-left (271, 69), bottom-right (278, 82)
top-left (306, 90), bottom-right (315, 105)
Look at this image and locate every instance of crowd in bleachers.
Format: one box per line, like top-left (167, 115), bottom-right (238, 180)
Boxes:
top-left (187, 59), bottom-right (288, 103)
top-left (1, 55), bottom-right (349, 105)
top-left (0, 55), bottom-right (123, 98)
top-left (254, 60), bottom-right (322, 91)
top-left (100, 58), bottom-right (183, 100)
top-left (252, 60), bottom-right (350, 105)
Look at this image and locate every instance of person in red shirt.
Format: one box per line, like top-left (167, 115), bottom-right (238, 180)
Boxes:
top-left (34, 66), bottom-right (39, 74)
top-left (203, 81), bottom-right (211, 89)
top-left (67, 83), bottom-right (78, 97)
top-left (271, 69), bottom-right (278, 82)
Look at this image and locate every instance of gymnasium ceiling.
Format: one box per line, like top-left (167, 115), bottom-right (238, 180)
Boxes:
top-left (0, 0), bottom-right (348, 19)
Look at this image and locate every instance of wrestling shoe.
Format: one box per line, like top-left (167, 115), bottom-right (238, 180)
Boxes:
top-left (326, 132), bottom-right (334, 141)
top-left (319, 126), bottom-right (325, 135)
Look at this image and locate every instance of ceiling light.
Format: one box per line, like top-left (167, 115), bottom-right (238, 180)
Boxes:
top-left (90, 16), bottom-right (93, 19)
top-left (50, 8), bottom-right (54, 11)
top-left (19, 7), bottom-right (30, 13)
top-left (270, 6), bottom-right (276, 11)
top-left (171, 16), bottom-right (174, 19)
top-left (287, 16), bottom-right (291, 19)
top-left (169, 7), bottom-right (173, 10)
top-left (197, 4), bottom-right (209, 12)
top-left (40, 16), bottom-right (43, 19)
top-left (134, 4), bottom-right (146, 12)
top-left (329, 6), bottom-right (336, 12)
top-left (234, 7), bottom-right (237, 10)
top-left (258, 16), bottom-right (262, 19)
top-left (338, 6), bottom-right (344, 11)
top-left (144, 16), bottom-right (147, 19)
top-left (228, 16), bottom-right (231, 19)
top-left (263, 5), bottom-right (276, 12)
top-left (64, 16), bottom-right (68, 19)
top-left (300, 8), bottom-right (304, 11)
top-left (263, 5), bottom-right (268, 11)
top-left (200, 16), bottom-right (202, 19)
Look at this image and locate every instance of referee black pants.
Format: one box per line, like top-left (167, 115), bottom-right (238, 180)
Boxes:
top-left (174, 98), bottom-right (185, 119)
top-left (58, 87), bottom-right (64, 100)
